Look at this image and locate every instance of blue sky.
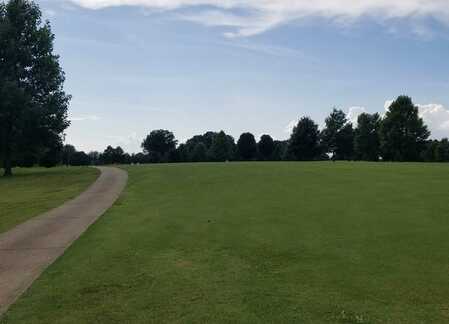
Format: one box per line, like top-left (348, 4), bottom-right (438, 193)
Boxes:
top-left (38, 0), bottom-right (449, 153)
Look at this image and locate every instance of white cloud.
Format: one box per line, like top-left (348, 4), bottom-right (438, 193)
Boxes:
top-left (347, 106), bottom-right (366, 126)
top-left (285, 119), bottom-right (298, 135)
top-left (69, 0), bottom-right (449, 37)
top-left (70, 115), bottom-right (101, 121)
top-left (417, 103), bottom-right (449, 139)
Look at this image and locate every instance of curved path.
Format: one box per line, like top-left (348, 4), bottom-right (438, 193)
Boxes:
top-left (0, 167), bottom-right (128, 315)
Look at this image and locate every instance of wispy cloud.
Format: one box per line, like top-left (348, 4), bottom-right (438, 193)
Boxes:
top-left (69, 0), bottom-right (449, 37)
top-left (70, 115), bottom-right (101, 121)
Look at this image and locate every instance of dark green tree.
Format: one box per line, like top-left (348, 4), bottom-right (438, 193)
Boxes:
top-left (62, 144), bottom-right (76, 166)
top-left (100, 146), bottom-right (125, 164)
top-left (421, 140), bottom-right (439, 162)
top-left (258, 135), bottom-right (275, 160)
top-left (237, 132), bottom-right (257, 160)
top-left (320, 108), bottom-right (348, 159)
top-left (380, 96), bottom-right (430, 161)
top-left (437, 138), bottom-right (449, 162)
top-left (0, 0), bottom-right (70, 176)
top-left (272, 140), bottom-right (288, 161)
top-left (354, 113), bottom-right (381, 161)
top-left (208, 131), bottom-right (235, 162)
top-left (70, 151), bottom-right (91, 166)
top-left (141, 129), bottom-right (177, 163)
top-left (335, 123), bottom-right (355, 160)
top-left (287, 117), bottom-right (320, 161)
top-left (191, 142), bottom-right (207, 162)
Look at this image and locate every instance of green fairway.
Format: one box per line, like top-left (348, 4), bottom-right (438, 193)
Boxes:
top-left (3, 162), bottom-right (449, 323)
top-left (0, 167), bottom-right (99, 234)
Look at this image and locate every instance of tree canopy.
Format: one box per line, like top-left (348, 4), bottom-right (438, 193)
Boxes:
top-left (141, 129), bottom-right (177, 163)
top-left (380, 96), bottom-right (430, 161)
top-left (287, 117), bottom-right (321, 161)
top-left (237, 132), bottom-right (257, 160)
top-left (0, 0), bottom-right (70, 176)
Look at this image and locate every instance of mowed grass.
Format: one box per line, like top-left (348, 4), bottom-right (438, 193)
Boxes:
top-left (3, 162), bottom-right (449, 323)
top-left (0, 167), bottom-right (99, 234)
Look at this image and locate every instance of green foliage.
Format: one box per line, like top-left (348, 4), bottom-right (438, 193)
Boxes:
top-left (141, 129), bottom-right (177, 162)
top-left (321, 109), bottom-right (354, 160)
top-left (100, 146), bottom-right (125, 165)
top-left (208, 131), bottom-right (235, 162)
top-left (257, 135), bottom-right (275, 160)
top-left (380, 96), bottom-right (430, 161)
top-left (237, 132), bottom-right (257, 160)
top-left (0, 0), bottom-right (70, 176)
top-left (354, 113), bottom-right (381, 161)
top-left (287, 117), bottom-right (321, 160)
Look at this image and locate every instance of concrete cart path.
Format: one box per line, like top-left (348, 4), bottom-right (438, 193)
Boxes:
top-left (0, 167), bottom-right (128, 315)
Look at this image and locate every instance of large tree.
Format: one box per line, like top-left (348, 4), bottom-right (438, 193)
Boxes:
top-left (237, 132), bottom-right (257, 160)
top-left (380, 96), bottom-right (430, 161)
top-left (141, 129), bottom-right (177, 163)
top-left (208, 131), bottom-right (235, 162)
top-left (287, 117), bottom-right (321, 161)
top-left (354, 113), bottom-right (381, 161)
top-left (258, 135), bottom-right (275, 160)
top-left (320, 109), bottom-right (346, 155)
top-left (0, 0), bottom-right (70, 176)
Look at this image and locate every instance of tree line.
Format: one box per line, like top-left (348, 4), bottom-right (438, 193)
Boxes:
top-left (1, 1), bottom-right (449, 176)
top-left (39, 95), bottom-right (449, 168)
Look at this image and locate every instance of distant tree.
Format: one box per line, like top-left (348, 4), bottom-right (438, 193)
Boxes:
top-left (100, 146), bottom-right (125, 164)
top-left (258, 135), bottom-right (275, 160)
top-left (62, 144), bottom-right (76, 166)
top-left (141, 129), bottom-right (177, 163)
top-left (380, 96), bottom-right (430, 161)
top-left (437, 138), bottom-right (449, 162)
top-left (39, 138), bottom-right (63, 168)
top-left (272, 140), bottom-right (288, 161)
top-left (88, 151), bottom-right (100, 165)
top-left (320, 108), bottom-right (348, 159)
top-left (191, 142), bottom-right (208, 162)
top-left (0, 0), bottom-right (71, 176)
top-left (237, 132), bottom-right (257, 160)
top-left (335, 123), bottom-right (355, 160)
top-left (70, 151), bottom-right (91, 166)
top-left (421, 140), bottom-right (439, 162)
top-left (287, 117), bottom-right (321, 161)
top-left (208, 131), bottom-right (235, 162)
top-left (354, 113), bottom-right (381, 161)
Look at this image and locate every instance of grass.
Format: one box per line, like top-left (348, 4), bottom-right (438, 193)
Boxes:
top-left (2, 162), bottom-right (449, 323)
top-left (0, 167), bottom-right (99, 234)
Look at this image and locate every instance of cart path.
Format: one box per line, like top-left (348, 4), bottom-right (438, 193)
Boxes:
top-left (0, 167), bottom-right (128, 315)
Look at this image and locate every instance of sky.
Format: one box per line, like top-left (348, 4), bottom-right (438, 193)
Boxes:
top-left (35, 0), bottom-right (449, 153)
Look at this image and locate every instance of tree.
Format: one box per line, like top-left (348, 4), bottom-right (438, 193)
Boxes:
top-left (335, 123), bottom-right (355, 160)
top-left (100, 146), bottom-right (125, 164)
top-left (208, 131), bottom-right (235, 162)
top-left (437, 138), bottom-right (449, 162)
top-left (141, 129), bottom-right (177, 163)
top-left (191, 142), bottom-right (207, 162)
top-left (354, 113), bottom-right (381, 161)
top-left (380, 96), bottom-right (430, 161)
top-left (70, 151), bottom-right (91, 166)
top-left (320, 108), bottom-right (348, 159)
top-left (287, 117), bottom-right (321, 161)
top-left (0, 0), bottom-right (70, 176)
top-left (237, 132), bottom-right (257, 160)
top-left (272, 140), bottom-right (288, 161)
top-left (62, 144), bottom-right (76, 166)
top-left (258, 135), bottom-right (275, 161)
